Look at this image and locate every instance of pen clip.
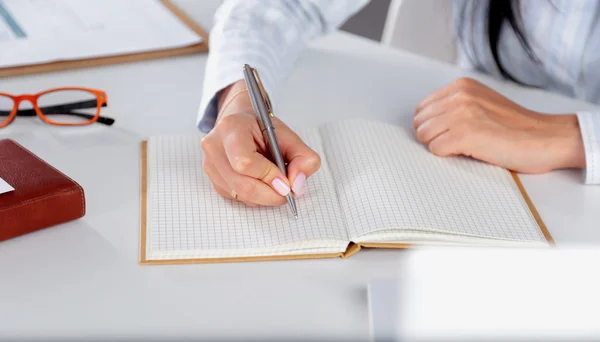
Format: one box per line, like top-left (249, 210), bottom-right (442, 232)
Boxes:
top-left (252, 67), bottom-right (274, 117)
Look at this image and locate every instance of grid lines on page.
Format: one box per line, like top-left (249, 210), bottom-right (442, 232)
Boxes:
top-left (320, 120), bottom-right (545, 243)
top-left (147, 129), bottom-right (347, 256)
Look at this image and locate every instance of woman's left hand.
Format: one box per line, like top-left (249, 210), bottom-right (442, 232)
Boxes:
top-left (413, 77), bottom-right (586, 173)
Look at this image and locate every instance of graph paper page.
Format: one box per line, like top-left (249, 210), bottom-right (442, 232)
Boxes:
top-left (320, 119), bottom-right (546, 245)
top-left (146, 129), bottom-right (348, 260)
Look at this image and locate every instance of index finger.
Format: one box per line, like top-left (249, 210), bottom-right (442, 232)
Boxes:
top-left (272, 119), bottom-right (321, 176)
top-left (223, 131), bottom-right (292, 198)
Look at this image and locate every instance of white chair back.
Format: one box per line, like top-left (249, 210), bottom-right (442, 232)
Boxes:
top-left (381, 0), bottom-right (456, 64)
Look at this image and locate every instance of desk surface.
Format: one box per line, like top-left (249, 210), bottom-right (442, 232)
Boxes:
top-left (1, 3), bottom-right (600, 340)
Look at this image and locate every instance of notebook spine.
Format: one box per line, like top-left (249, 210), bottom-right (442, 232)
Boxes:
top-left (342, 243), bottom-right (362, 258)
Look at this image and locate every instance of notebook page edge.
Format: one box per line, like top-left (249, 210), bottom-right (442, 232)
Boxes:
top-left (352, 229), bottom-right (549, 248)
top-left (140, 140), bottom-right (149, 264)
top-left (146, 240), bottom-right (348, 260)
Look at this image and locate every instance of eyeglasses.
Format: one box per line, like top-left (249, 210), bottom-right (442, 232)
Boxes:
top-left (0, 87), bottom-right (114, 128)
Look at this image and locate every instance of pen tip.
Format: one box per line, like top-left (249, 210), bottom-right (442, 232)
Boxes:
top-left (294, 214), bottom-right (298, 220)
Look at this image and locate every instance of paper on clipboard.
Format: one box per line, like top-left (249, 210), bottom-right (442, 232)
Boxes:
top-left (0, 176), bottom-right (14, 195)
top-left (0, 0), bottom-right (202, 68)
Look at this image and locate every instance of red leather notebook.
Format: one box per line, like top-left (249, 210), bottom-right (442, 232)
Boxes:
top-left (0, 139), bottom-right (85, 242)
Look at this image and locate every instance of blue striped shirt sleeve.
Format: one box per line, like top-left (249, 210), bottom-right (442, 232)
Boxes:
top-left (197, 0), bottom-right (369, 132)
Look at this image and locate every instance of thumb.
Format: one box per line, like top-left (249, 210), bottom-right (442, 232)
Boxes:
top-left (274, 123), bottom-right (321, 197)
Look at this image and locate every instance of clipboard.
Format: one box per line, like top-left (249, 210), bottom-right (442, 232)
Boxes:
top-left (0, 0), bottom-right (209, 78)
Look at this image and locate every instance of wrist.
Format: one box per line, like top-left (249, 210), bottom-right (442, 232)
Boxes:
top-left (540, 114), bottom-right (586, 169)
top-left (217, 80), bottom-right (253, 122)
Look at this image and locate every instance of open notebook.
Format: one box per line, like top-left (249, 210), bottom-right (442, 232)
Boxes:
top-left (140, 119), bottom-right (552, 264)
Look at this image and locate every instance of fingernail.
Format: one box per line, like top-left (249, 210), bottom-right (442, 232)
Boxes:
top-left (272, 178), bottom-right (290, 196)
top-left (292, 172), bottom-right (306, 197)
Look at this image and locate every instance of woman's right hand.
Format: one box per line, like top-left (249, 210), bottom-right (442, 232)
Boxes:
top-left (201, 80), bottom-right (321, 207)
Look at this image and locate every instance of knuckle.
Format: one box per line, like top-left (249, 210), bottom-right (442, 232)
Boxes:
top-left (459, 105), bottom-right (477, 119)
top-left (216, 115), bottom-right (238, 129)
top-left (465, 100), bottom-right (482, 110)
top-left (454, 77), bottom-right (476, 89)
top-left (200, 135), bottom-right (221, 155)
top-left (455, 90), bottom-right (475, 105)
top-left (200, 136), bottom-right (211, 151)
top-left (473, 102), bottom-right (485, 112)
top-left (232, 156), bottom-right (253, 174)
top-left (307, 153), bottom-right (322, 170)
top-left (468, 105), bottom-right (484, 119)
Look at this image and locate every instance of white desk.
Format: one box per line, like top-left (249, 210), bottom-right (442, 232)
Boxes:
top-left (1, 6), bottom-right (600, 340)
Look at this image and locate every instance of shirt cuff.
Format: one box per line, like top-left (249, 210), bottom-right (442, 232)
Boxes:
top-left (576, 111), bottom-right (600, 184)
top-left (198, 94), bottom-right (219, 133)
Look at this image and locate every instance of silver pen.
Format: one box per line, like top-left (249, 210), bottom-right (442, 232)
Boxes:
top-left (242, 64), bottom-right (298, 219)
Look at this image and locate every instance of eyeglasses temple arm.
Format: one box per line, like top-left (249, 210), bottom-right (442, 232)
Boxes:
top-left (19, 100), bottom-right (107, 116)
top-left (0, 101), bottom-right (113, 125)
top-left (0, 109), bottom-right (115, 124)
top-left (2, 100), bottom-right (108, 115)
top-left (61, 111), bottom-right (115, 126)
top-left (0, 100), bottom-right (107, 117)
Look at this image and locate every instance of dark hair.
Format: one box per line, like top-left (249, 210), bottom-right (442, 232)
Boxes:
top-left (487, 0), bottom-right (537, 84)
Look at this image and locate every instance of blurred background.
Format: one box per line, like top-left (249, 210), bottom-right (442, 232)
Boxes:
top-left (193, 0), bottom-right (392, 41)
top-left (184, 0), bottom-right (455, 65)
top-left (341, 0), bottom-right (391, 41)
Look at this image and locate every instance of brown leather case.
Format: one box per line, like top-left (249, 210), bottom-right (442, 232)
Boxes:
top-left (0, 139), bottom-right (85, 242)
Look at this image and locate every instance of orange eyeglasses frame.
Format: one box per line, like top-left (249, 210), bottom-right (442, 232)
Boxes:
top-left (0, 87), bottom-right (112, 128)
